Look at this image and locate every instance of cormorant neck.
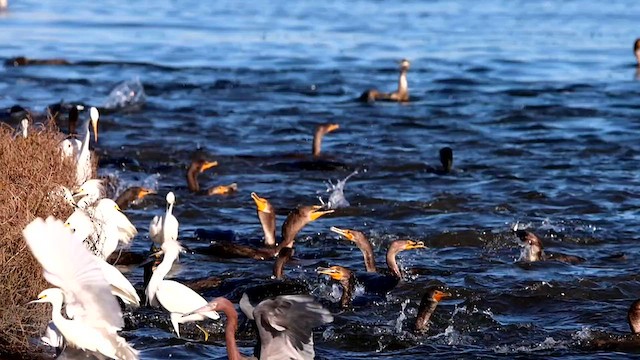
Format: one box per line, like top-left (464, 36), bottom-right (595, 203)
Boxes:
top-left (357, 240), bottom-right (377, 273)
top-left (312, 128), bottom-right (324, 157)
top-left (258, 210), bottom-right (276, 247)
top-left (414, 299), bottom-right (438, 333)
top-left (279, 209), bottom-right (308, 251)
top-left (339, 275), bottom-right (355, 308)
top-left (386, 246), bottom-right (402, 279)
top-left (218, 298), bottom-right (242, 360)
top-left (273, 248), bottom-right (293, 279)
top-left (186, 165), bottom-right (200, 192)
top-left (115, 188), bottom-right (137, 210)
top-left (628, 299), bottom-right (640, 333)
top-left (397, 69), bottom-right (408, 98)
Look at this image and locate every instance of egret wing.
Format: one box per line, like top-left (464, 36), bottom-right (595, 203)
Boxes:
top-left (157, 280), bottom-right (219, 320)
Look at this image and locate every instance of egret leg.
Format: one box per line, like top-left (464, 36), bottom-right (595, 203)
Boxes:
top-left (196, 324), bottom-right (209, 341)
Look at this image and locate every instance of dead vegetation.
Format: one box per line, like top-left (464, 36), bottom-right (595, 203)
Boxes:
top-left (0, 121), bottom-right (78, 358)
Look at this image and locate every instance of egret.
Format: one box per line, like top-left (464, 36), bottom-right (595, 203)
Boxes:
top-left (74, 178), bottom-right (106, 209)
top-left (23, 216), bottom-right (138, 359)
top-left (145, 239), bottom-right (219, 339)
top-left (75, 107), bottom-right (99, 186)
top-left (149, 192), bottom-right (178, 247)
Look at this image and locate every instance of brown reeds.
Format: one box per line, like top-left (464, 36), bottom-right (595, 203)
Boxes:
top-left (0, 121), bottom-right (77, 357)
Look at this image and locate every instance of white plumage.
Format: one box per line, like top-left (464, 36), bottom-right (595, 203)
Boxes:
top-left (23, 216), bottom-right (138, 360)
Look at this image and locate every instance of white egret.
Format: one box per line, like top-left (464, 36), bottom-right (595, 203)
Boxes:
top-left (23, 216), bottom-right (138, 360)
top-left (65, 199), bottom-right (137, 259)
top-left (148, 192), bottom-right (178, 247)
top-left (75, 107), bottom-right (99, 186)
top-left (97, 259), bottom-right (140, 306)
top-left (74, 179), bottom-right (106, 209)
top-left (145, 239), bottom-right (219, 339)
top-left (20, 118), bottom-right (28, 138)
top-left (60, 105), bottom-right (84, 158)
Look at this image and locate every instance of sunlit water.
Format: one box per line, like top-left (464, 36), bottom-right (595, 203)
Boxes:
top-left (2, 0), bottom-right (640, 358)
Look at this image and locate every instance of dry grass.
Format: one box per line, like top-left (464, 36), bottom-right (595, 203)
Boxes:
top-left (0, 121), bottom-right (78, 358)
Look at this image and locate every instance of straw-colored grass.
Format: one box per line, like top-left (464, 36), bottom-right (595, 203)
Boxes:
top-left (0, 121), bottom-right (78, 358)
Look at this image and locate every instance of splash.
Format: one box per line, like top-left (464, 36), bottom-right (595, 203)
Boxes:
top-left (318, 169), bottom-right (360, 209)
top-left (104, 77), bottom-right (146, 110)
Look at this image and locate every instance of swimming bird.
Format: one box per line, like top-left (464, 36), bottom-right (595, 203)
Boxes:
top-left (316, 265), bottom-right (357, 308)
top-left (426, 147), bottom-right (454, 175)
top-left (330, 227), bottom-right (426, 294)
top-left (185, 295), bottom-right (333, 360)
top-left (74, 107), bottom-right (99, 186)
top-left (149, 192), bottom-right (179, 248)
top-left (115, 186), bottom-right (155, 210)
top-left (186, 158), bottom-right (237, 195)
top-left (202, 200), bottom-right (333, 260)
top-left (145, 239), bottom-right (219, 339)
top-left (413, 287), bottom-right (451, 334)
top-left (330, 227), bottom-right (376, 272)
top-left (635, 38), bottom-right (640, 65)
top-left (23, 216), bottom-right (138, 360)
top-left (360, 59), bottom-right (410, 103)
top-left (515, 230), bottom-right (585, 264)
top-left (312, 123), bottom-right (339, 157)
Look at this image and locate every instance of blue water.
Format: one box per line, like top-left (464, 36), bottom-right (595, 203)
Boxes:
top-left (3, 0), bottom-right (640, 358)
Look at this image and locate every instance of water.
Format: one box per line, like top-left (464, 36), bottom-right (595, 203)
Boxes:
top-left (3, 0), bottom-right (640, 358)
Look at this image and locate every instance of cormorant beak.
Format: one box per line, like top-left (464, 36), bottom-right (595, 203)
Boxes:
top-left (309, 206), bottom-right (334, 221)
top-left (405, 240), bottom-right (426, 250)
top-left (183, 302), bottom-right (217, 317)
top-left (329, 226), bottom-right (355, 241)
top-left (317, 266), bottom-right (343, 281)
top-left (251, 192), bottom-right (270, 213)
top-left (139, 250), bottom-right (163, 267)
top-left (208, 183), bottom-right (237, 195)
top-left (137, 188), bottom-right (156, 199)
top-left (200, 161), bottom-right (218, 173)
top-left (433, 290), bottom-right (452, 302)
top-left (326, 124), bottom-right (340, 133)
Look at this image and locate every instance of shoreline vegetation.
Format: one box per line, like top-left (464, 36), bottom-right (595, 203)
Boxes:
top-left (0, 120), bottom-right (83, 358)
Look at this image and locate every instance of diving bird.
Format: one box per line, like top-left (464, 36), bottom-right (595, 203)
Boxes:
top-left (185, 295), bottom-right (333, 360)
top-left (145, 239), bottom-right (219, 340)
top-left (316, 265), bottom-right (357, 308)
top-left (360, 59), bottom-right (410, 103)
top-left (23, 216), bottom-right (138, 360)
top-left (312, 123), bottom-right (339, 157)
top-left (413, 287), bottom-right (451, 333)
top-left (515, 230), bottom-right (585, 264)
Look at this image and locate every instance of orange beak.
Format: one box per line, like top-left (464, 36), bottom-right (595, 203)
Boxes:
top-left (208, 183), bottom-right (238, 195)
top-left (251, 192), bottom-right (269, 212)
top-left (200, 161), bottom-right (218, 173)
top-left (330, 226), bottom-right (355, 241)
top-left (404, 240), bottom-right (426, 250)
top-left (317, 266), bottom-right (344, 281)
top-left (433, 290), bottom-right (452, 302)
top-left (137, 188), bottom-right (156, 199)
top-left (309, 206), bottom-right (334, 221)
top-left (326, 123), bottom-right (340, 133)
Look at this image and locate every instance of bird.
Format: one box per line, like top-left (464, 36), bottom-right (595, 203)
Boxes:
top-left (23, 216), bottom-right (138, 359)
top-left (60, 106), bottom-right (83, 159)
top-left (186, 158), bottom-right (238, 196)
top-left (329, 226), bottom-right (426, 294)
top-left (148, 192), bottom-right (179, 248)
top-left (312, 123), bottom-right (339, 157)
top-left (73, 178), bottom-right (106, 209)
top-left (114, 186), bottom-right (155, 210)
top-left (329, 227), bottom-right (376, 272)
top-left (426, 147), bottom-right (454, 175)
top-left (184, 294), bottom-right (333, 360)
top-left (360, 59), bottom-right (410, 103)
top-left (65, 198), bottom-right (137, 259)
top-left (144, 239), bottom-right (219, 340)
top-left (514, 230), bottom-right (585, 264)
top-left (413, 287), bottom-right (451, 334)
top-left (74, 107), bottom-right (99, 186)
top-left (635, 38), bottom-right (640, 66)
top-left (201, 200), bottom-right (334, 260)
top-left (316, 265), bottom-right (357, 308)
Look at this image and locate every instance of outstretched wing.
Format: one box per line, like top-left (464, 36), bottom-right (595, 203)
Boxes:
top-left (254, 295), bottom-right (333, 359)
top-left (23, 216), bottom-right (124, 330)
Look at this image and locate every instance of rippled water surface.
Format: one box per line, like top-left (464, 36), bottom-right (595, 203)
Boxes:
top-left (3, 0), bottom-right (640, 358)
